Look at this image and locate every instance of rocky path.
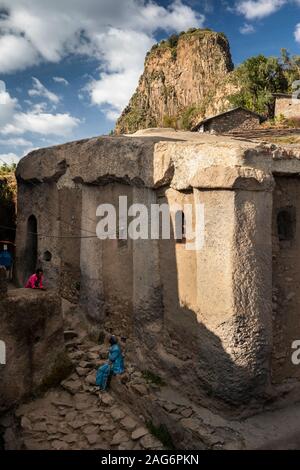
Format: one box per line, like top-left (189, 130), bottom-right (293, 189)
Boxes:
top-left (2, 335), bottom-right (163, 450)
top-left (4, 329), bottom-right (300, 450)
top-left (12, 388), bottom-right (159, 450)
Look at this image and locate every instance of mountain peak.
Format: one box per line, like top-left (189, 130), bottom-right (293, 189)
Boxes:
top-left (115, 29), bottom-right (235, 134)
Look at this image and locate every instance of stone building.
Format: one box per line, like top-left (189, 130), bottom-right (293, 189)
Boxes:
top-left (274, 93), bottom-right (300, 121)
top-left (192, 107), bottom-right (263, 134)
top-left (14, 129), bottom-right (300, 405)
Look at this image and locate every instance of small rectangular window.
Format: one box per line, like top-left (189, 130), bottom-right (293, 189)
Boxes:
top-left (277, 206), bottom-right (296, 242)
top-left (175, 210), bottom-right (186, 244)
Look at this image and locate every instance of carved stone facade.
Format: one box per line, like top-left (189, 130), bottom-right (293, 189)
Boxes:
top-left (0, 289), bottom-right (65, 413)
top-left (14, 130), bottom-right (300, 405)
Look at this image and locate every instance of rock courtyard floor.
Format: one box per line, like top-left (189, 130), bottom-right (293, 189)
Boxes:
top-left (2, 335), bottom-right (164, 451)
top-left (3, 330), bottom-right (300, 450)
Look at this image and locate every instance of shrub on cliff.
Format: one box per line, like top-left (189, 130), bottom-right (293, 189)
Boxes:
top-left (0, 164), bottom-right (16, 207)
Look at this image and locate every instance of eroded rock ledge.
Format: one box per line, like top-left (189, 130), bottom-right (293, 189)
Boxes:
top-left (16, 131), bottom-right (300, 192)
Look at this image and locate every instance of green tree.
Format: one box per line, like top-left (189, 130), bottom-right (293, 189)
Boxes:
top-left (280, 48), bottom-right (300, 88)
top-left (0, 163), bottom-right (16, 176)
top-left (0, 164), bottom-right (16, 210)
top-left (167, 34), bottom-right (179, 49)
top-left (229, 55), bottom-right (288, 116)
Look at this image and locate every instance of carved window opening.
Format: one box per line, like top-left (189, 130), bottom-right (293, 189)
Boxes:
top-left (175, 210), bottom-right (186, 243)
top-left (277, 207), bottom-right (296, 241)
top-left (43, 250), bottom-right (52, 262)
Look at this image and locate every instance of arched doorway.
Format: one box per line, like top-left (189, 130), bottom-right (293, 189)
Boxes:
top-left (25, 215), bottom-right (38, 281)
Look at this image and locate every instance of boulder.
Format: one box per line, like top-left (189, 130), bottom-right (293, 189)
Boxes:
top-left (61, 379), bottom-right (82, 395)
top-left (101, 393), bottom-right (114, 406)
top-left (62, 434), bottom-right (78, 444)
top-left (0, 289), bottom-right (64, 413)
top-left (120, 416), bottom-right (138, 431)
top-left (140, 433), bottom-right (162, 450)
top-left (86, 434), bottom-right (98, 445)
top-left (131, 383), bottom-right (148, 396)
top-left (131, 427), bottom-right (148, 440)
top-left (111, 408), bottom-right (126, 421)
top-left (111, 430), bottom-right (128, 446)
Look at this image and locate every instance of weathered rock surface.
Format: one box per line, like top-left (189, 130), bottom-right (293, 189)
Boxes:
top-left (4, 331), bottom-right (300, 451)
top-left (16, 136), bottom-right (167, 189)
top-left (1, 341), bottom-right (163, 451)
top-left (16, 131), bottom-right (290, 193)
top-left (0, 289), bottom-right (65, 413)
top-left (14, 120), bottom-right (300, 414)
top-left (115, 29), bottom-right (236, 134)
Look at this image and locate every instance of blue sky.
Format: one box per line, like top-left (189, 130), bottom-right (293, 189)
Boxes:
top-left (0, 0), bottom-right (300, 164)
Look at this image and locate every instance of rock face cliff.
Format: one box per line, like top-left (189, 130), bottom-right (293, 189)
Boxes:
top-left (0, 288), bottom-right (66, 413)
top-left (115, 29), bottom-right (236, 134)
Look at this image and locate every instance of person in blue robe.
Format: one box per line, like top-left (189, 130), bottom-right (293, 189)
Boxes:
top-left (96, 335), bottom-right (125, 390)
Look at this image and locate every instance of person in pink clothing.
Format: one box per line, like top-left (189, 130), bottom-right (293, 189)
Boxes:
top-left (25, 268), bottom-right (45, 290)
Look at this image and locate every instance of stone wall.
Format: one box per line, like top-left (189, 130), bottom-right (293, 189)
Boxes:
top-left (205, 109), bottom-right (260, 134)
top-left (0, 289), bottom-right (65, 413)
top-left (138, 185), bottom-right (273, 404)
top-left (272, 176), bottom-right (300, 383)
top-left (15, 131), bottom-right (299, 405)
top-left (275, 96), bottom-right (300, 120)
top-left (80, 183), bottom-right (134, 335)
top-left (15, 182), bottom-right (61, 289)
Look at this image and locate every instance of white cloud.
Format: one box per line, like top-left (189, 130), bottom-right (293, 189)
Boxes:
top-left (93, 28), bottom-right (154, 74)
top-left (2, 112), bottom-right (80, 136)
top-left (0, 34), bottom-right (39, 73)
top-left (106, 109), bottom-right (122, 121)
top-left (30, 102), bottom-right (48, 114)
top-left (239, 23), bottom-right (255, 34)
top-left (0, 145), bottom-right (38, 164)
top-left (0, 81), bottom-right (18, 128)
top-left (53, 76), bottom-right (69, 86)
top-left (88, 69), bottom-right (142, 114)
top-left (0, 1), bottom-right (204, 71)
top-left (0, 81), bottom-right (80, 137)
top-left (0, 137), bottom-right (33, 147)
top-left (0, 152), bottom-right (19, 165)
top-left (86, 29), bottom-right (154, 118)
top-left (136, 0), bottom-right (205, 33)
top-left (295, 23), bottom-right (300, 43)
top-left (28, 77), bottom-right (60, 104)
top-left (0, 1), bottom-right (204, 120)
top-left (235, 0), bottom-right (287, 19)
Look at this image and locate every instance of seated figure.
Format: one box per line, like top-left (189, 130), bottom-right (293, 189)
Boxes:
top-left (25, 268), bottom-right (45, 289)
top-left (96, 335), bottom-right (125, 391)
